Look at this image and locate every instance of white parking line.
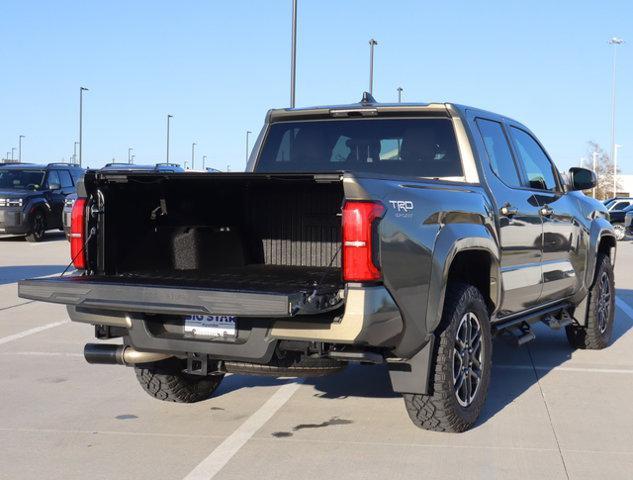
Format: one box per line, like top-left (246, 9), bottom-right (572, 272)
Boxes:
top-left (0, 320), bottom-right (68, 345)
top-left (496, 364), bottom-right (633, 374)
top-left (183, 380), bottom-right (303, 480)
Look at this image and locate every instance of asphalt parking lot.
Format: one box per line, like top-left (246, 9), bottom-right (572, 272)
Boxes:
top-left (1, 233), bottom-right (633, 480)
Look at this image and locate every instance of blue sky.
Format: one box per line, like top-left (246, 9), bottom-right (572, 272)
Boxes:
top-left (1, 0), bottom-right (632, 173)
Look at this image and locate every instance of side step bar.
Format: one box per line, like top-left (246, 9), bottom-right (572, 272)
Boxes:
top-left (493, 302), bottom-right (575, 347)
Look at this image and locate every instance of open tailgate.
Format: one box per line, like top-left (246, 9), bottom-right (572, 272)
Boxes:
top-left (18, 276), bottom-right (299, 317)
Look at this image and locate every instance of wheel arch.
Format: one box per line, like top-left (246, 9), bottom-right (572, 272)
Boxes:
top-left (586, 218), bottom-right (616, 289)
top-left (426, 224), bottom-right (500, 336)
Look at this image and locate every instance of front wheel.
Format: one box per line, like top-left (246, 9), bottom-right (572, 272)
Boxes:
top-left (25, 211), bottom-right (46, 242)
top-left (566, 253), bottom-right (615, 350)
top-left (613, 224), bottom-right (626, 241)
top-left (403, 283), bottom-right (492, 432)
top-left (135, 358), bottom-right (224, 403)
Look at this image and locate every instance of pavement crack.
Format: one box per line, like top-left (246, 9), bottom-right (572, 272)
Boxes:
top-left (527, 346), bottom-right (571, 480)
top-left (0, 300), bottom-right (35, 312)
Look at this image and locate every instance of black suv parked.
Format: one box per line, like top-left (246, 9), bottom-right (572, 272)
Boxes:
top-left (0, 162), bottom-right (84, 242)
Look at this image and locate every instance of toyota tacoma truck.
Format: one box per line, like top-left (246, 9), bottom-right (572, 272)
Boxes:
top-left (18, 94), bottom-right (616, 432)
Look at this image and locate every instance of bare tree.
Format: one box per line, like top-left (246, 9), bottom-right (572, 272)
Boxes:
top-left (581, 142), bottom-right (620, 199)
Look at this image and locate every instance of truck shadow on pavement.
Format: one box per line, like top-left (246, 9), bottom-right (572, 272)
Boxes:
top-left (215, 293), bottom-right (633, 429)
top-left (0, 265), bottom-right (67, 285)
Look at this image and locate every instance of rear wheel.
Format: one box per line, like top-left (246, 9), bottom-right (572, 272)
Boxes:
top-left (134, 358), bottom-right (224, 403)
top-left (566, 253), bottom-right (615, 350)
top-left (403, 283), bottom-right (492, 432)
top-left (613, 224), bottom-right (625, 241)
top-left (25, 211), bottom-right (46, 242)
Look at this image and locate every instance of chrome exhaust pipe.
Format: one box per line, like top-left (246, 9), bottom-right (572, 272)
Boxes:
top-left (84, 343), bottom-right (171, 365)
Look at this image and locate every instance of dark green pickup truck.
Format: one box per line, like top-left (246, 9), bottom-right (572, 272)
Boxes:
top-left (19, 95), bottom-right (616, 432)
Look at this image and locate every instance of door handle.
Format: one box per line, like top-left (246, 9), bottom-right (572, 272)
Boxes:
top-left (500, 203), bottom-right (518, 217)
top-left (540, 205), bottom-right (554, 217)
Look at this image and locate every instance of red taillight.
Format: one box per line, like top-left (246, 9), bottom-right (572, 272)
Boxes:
top-left (342, 201), bottom-right (385, 282)
top-left (70, 198), bottom-right (87, 269)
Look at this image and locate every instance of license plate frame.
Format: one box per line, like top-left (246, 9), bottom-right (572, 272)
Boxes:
top-left (183, 315), bottom-right (237, 340)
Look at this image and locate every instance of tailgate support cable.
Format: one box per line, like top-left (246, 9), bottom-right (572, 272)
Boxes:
top-left (60, 227), bottom-right (96, 277)
top-left (307, 245), bottom-right (342, 305)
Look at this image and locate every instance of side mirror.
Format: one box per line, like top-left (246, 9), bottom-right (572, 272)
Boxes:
top-left (48, 183), bottom-right (61, 191)
top-left (568, 167), bottom-right (596, 191)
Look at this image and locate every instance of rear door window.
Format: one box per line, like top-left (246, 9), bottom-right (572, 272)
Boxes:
top-left (257, 118), bottom-right (462, 178)
top-left (58, 170), bottom-right (73, 188)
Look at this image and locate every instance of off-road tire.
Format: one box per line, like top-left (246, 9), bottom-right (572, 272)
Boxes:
top-left (134, 358), bottom-right (224, 403)
top-left (403, 283), bottom-right (492, 432)
top-left (566, 253), bottom-right (615, 350)
top-left (224, 356), bottom-right (345, 377)
top-left (25, 211), bottom-right (46, 243)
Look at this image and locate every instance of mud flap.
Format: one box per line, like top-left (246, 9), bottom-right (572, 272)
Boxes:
top-left (387, 336), bottom-right (435, 394)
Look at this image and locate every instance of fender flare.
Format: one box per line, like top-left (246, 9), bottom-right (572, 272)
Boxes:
top-left (425, 223), bottom-right (500, 335)
top-left (586, 218), bottom-right (616, 288)
top-left (25, 198), bottom-right (51, 218)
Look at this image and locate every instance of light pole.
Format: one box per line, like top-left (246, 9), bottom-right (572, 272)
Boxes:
top-left (131, 154), bottom-right (135, 164)
top-left (397, 87), bottom-right (403, 103)
top-left (166, 114), bottom-right (173, 163)
top-left (592, 151), bottom-right (598, 198)
top-left (11, 147), bottom-right (16, 160)
top-left (246, 130), bottom-right (252, 164)
top-left (368, 38), bottom-right (378, 95)
top-left (128, 147), bottom-right (133, 164)
top-left (79, 87), bottom-right (89, 167)
top-left (191, 142), bottom-right (197, 170)
top-left (608, 37), bottom-right (624, 173)
top-left (18, 135), bottom-right (24, 162)
top-left (290, 0), bottom-right (298, 107)
top-left (202, 155), bottom-right (207, 170)
top-left (73, 141), bottom-right (79, 164)
top-left (614, 144), bottom-right (622, 196)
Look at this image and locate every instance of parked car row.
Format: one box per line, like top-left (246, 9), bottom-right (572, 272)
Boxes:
top-left (603, 197), bottom-right (633, 241)
top-left (0, 163), bottom-right (84, 242)
top-left (0, 162), bottom-right (191, 242)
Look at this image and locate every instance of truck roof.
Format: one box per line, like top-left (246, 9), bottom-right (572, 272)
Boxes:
top-left (266, 93), bottom-right (518, 125)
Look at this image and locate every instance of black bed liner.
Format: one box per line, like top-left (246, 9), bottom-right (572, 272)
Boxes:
top-left (18, 272), bottom-right (342, 318)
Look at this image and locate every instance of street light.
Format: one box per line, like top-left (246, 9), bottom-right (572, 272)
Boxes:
top-left (128, 147), bottom-right (133, 164)
top-left (290, 0), bottom-right (298, 107)
top-left (79, 87), bottom-right (89, 167)
top-left (368, 38), bottom-right (378, 94)
top-left (73, 141), bottom-right (79, 164)
top-left (397, 87), bottom-right (403, 103)
top-left (592, 151), bottom-right (598, 198)
top-left (246, 130), bottom-right (252, 164)
top-left (202, 155), bottom-right (207, 169)
top-left (166, 114), bottom-right (173, 163)
top-left (18, 135), bottom-right (24, 162)
top-left (614, 144), bottom-right (622, 196)
top-left (11, 147), bottom-right (16, 160)
top-left (191, 142), bottom-right (197, 170)
top-left (608, 37), bottom-right (624, 173)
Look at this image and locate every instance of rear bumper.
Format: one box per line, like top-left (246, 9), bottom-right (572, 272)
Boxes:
top-left (18, 276), bottom-right (403, 361)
